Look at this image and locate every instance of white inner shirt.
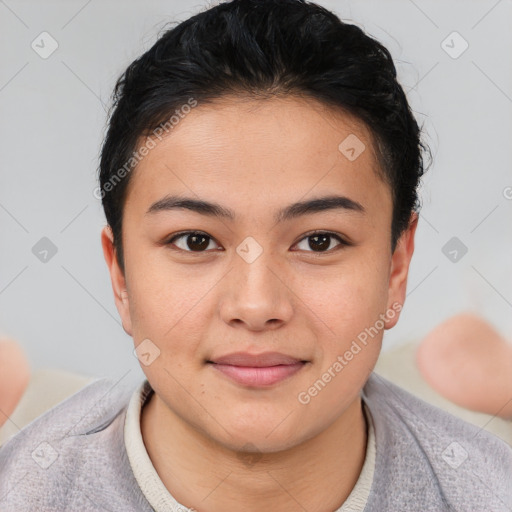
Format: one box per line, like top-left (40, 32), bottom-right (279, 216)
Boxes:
top-left (124, 380), bottom-right (376, 512)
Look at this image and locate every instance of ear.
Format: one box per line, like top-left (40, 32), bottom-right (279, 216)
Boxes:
top-left (385, 212), bottom-right (418, 330)
top-left (101, 225), bottom-right (133, 336)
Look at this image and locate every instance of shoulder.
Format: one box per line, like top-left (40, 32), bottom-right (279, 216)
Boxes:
top-left (0, 376), bottom-right (132, 445)
top-left (363, 372), bottom-right (512, 510)
top-left (0, 376), bottom-right (145, 510)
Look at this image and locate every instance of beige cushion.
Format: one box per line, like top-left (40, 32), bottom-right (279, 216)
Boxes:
top-left (374, 341), bottom-right (512, 446)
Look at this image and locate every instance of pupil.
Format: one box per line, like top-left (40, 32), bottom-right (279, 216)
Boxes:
top-left (310, 234), bottom-right (330, 251)
top-left (187, 234), bottom-right (209, 251)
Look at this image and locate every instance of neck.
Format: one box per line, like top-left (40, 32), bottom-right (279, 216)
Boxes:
top-left (140, 392), bottom-right (368, 512)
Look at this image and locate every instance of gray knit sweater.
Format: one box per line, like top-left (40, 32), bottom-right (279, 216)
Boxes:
top-left (0, 372), bottom-right (511, 511)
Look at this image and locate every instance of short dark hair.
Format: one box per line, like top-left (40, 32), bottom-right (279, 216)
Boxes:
top-left (98, 0), bottom-right (430, 275)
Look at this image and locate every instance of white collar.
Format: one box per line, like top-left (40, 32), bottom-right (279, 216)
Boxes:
top-left (124, 380), bottom-right (375, 511)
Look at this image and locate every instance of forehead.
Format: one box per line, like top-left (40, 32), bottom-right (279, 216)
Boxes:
top-left (123, 95), bottom-right (390, 221)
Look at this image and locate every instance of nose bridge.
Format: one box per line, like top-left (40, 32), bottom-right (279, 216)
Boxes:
top-left (236, 248), bottom-right (277, 297)
top-left (219, 239), bottom-right (293, 330)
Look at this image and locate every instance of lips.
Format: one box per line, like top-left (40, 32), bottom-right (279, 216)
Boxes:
top-left (207, 351), bottom-right (308, 387)
top-left (209, 351), bottom-right (304, 367)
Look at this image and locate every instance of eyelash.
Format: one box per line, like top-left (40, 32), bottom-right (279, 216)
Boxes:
top-left (165, 230), bottom-right (351, 255)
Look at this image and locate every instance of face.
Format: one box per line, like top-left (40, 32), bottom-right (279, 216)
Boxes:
top-left (102, 95), bottom-right (417, 453)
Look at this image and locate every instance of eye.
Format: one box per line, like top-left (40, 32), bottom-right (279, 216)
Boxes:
top-left (293, 231), bottom-right (349, 253)
top-left (166, 231), bottom-right (221, 252)
top-left (166, 230), bottom-right (350, 254)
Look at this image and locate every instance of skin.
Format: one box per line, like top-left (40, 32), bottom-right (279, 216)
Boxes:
top-left (0, 339), bottom-right (30, 428)
top-left (101, 94), bottom-right (418, 512)
top-left (416, 313), bottom-right (512, 420)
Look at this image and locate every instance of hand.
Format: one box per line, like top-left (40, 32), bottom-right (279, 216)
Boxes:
top-left (0, 338), bottom-right (31, 429)
top-left (416, 313), bottom-right (512, 420)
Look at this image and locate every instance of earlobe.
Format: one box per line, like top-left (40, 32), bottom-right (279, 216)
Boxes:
top-left (100, 225), bottom-right (133, 336)
top-left (385, 212), bottom-right (418, 330)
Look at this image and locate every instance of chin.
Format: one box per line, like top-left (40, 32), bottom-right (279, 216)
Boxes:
top-left (209, 416), bottom-right (312, 456)
top-left (224, 433), bottom-right (303, 457)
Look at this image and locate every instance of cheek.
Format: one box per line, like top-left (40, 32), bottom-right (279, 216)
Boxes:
top-left (291, 261), bottom-right (389, 380)
top-left (295, 258), bottom-right (389, 329)
top-left (125, 245), bottom-right (193, 328)
top-left (124, 259), bottom-right (203, 358)
top-left (125, 256), bottom-right (232, 386)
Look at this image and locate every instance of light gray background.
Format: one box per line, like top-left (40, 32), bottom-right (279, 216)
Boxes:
top-left (1, 0), bottom-right (511, 387)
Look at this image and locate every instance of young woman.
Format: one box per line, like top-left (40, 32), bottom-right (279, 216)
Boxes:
top-left (1, 1), bottom-right (510, 510)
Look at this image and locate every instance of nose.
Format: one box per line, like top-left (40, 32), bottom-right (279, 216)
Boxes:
top-left (218, 250), bottom-right (294, 332)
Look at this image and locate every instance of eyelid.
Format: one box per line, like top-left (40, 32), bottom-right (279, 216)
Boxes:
top-left (292, 230), bottom-right (350, 252)
top-left (166, 230), bottom-right (222, 252)
top-left (166, 229), bottom-right (351, 254)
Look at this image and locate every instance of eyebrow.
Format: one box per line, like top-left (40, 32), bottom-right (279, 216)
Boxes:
top-left (146, 194), bottom-right (365, 223)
